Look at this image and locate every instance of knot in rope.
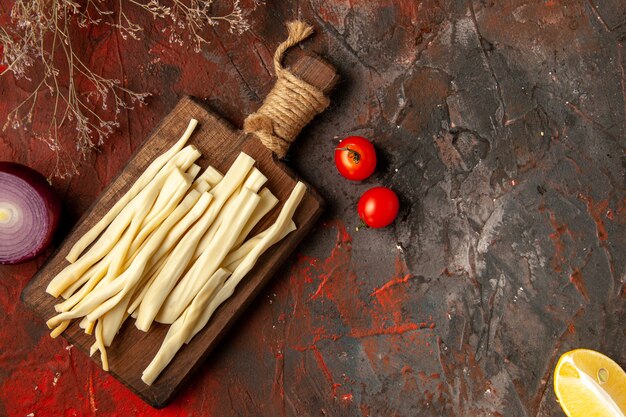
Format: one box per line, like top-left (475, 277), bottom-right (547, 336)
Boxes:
top-left (244, 21), bottom-right (330, 158)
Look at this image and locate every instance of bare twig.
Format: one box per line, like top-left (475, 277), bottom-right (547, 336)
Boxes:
top-left (0, 0), bottom-right (259, 178)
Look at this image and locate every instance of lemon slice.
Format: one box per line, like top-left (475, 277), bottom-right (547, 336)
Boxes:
top-left (554, 349), bottom-right (626, 417)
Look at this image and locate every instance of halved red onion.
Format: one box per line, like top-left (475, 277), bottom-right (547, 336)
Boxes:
top-left (0, 162), bottom-right (61, 264)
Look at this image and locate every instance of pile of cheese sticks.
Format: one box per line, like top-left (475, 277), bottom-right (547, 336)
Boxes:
top-left (44, 119), bottom-right (305, 385)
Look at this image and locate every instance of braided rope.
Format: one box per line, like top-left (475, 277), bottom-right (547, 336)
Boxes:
top-left (244, 21), bottom-right (330, 158)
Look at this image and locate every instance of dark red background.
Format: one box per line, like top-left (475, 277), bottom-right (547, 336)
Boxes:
top-left (1, 1), bottom-right (625, 416)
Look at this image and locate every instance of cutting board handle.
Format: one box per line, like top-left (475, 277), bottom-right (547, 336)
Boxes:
top-left (244, 21), bottom-right (339, 158)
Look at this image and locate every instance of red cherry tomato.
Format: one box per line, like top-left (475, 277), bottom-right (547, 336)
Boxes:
top-left (357, 187), bottom-right (399, 228)
top-left (334, 136), bottom-right (376, 181)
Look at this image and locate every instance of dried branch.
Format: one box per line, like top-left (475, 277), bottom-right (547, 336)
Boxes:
top-left (0, 0), bottom-right (260, 178)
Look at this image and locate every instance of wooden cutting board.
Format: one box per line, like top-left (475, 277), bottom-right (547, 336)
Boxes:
top-left (21, 52), bottom-right (337, 408)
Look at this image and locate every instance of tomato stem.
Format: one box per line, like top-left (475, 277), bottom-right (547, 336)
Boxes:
top-left (336, 146), bottom-right (361, 164)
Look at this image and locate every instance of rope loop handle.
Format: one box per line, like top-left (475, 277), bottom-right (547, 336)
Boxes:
top-left (243, 21), bottom-right (330, 158)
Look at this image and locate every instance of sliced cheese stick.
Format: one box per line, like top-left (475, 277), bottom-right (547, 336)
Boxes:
top-left (59, 262), bottom-right (97, 299)
top-left (148, 152), bottom-right (255, 284)
top-left (127, 255), bottom-right (167, 315)
top-left (141, 169), bottom-right (193, 229)
top-left (54, 257), bottom-right (110, 312)
top-left (101, 245), bottom-right (166, 344)
top-left (185, 182), bottom-right (306, 342)
top-left (135, 192), bottom-right (233, 331)
top-left (80, 208), bottom-right (210, 324)
top-left (160, 153), bottom-right (254, 268)
top-left (47, 181), bottom-right (204, 327)
top-left (86, 320), bottom-right (96, 335)
top-left (223, 220), bottom-right (296, 271)
top-left (138, 189), bottom-right (300, 368)
top-left (193, 166), bottom-right (223, 190)
top-left (92, 319), bottom-right (109, 371)
top-left (47, 166), bottom-right (169, 297)
top-left (129, 189), bottom-right (211, 270)
top-left (190, 185), bottom-right (241, 260)
top-left (69, 150), bottom-right (198, 287)
top-left (128, 184), bottom-right (209, 266)
top-left (141, 269), bottom-right (230, 385)
top-left (245, 168), bottom-right (268, 193)
top-left (186, 164), bottom-right (201, 179)
top-left (47, 218), bottom-right (152, 327)
top-left (68, 263), bottom-right (143, 326)
top-left (209, 153), bottom-right (255, 202)
top-left (50, 320), bottom-right (70, 338)
top-left (233, 187), bottom-right (278, 248)
top-left (51, 166), bottom-right (192, 298)
top-left (191, 168), bottom-right (267, 264)
top-left (127, 188), bottom-right (205, 263)
top-left (79, 316), bottom-right (93, 331)
top-left (66, 120), bottom-right (198, 263)
top-left (100, 289), bottom-right (134, 346)
top-left (88, 167), bottom-right (175, 293)
top-left (189, 184), bottom-right (273, 275)
top-left (156, 188), bottom-right (261, 324)
top-left (56, 189), bottom-right (205, 314)
top-left (130, 171), bottom-right (193, 256)
top-left (194, 180), bottom-right (210, 194)
top-left (223, 230), bottom-right (269, 270)
top-left (79, 192), bottom-right (214, 323)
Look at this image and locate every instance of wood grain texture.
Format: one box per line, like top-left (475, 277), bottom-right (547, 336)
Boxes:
top-left (21, 52), bottom-right (337, 408)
